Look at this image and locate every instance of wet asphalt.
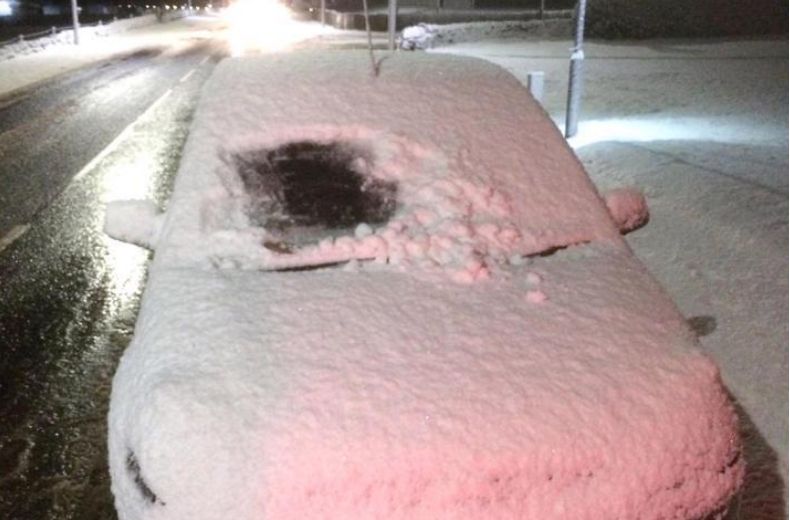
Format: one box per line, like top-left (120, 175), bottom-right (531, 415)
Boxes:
top-left (0, 38), bottom-right (226, 519)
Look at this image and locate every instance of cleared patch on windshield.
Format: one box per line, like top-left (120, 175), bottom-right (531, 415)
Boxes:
top-left (230, 141), bottom-right (397, 249)
top-left (211, 134), bottom-right (529, 281)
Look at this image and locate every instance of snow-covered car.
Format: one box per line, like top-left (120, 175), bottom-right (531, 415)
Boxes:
top-left (105, 51), bottom-right (743, 520)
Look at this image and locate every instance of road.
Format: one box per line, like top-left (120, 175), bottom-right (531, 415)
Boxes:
top-left (0, 36), bottom-right (226, 519)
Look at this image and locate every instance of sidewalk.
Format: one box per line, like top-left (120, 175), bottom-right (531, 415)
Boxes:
top-left (0, 16), bottom-right (226, 99)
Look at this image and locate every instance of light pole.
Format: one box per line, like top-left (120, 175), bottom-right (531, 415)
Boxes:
top-left (564, 0), bottom-right (587, 138)
top-left (70, 0), bottom-right (80, 45)
top-left (387, 0), bottom-right (397, 51)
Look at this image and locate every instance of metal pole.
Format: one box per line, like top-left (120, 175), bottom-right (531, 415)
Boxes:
top-left (387, 0), bottom-right (397, 51)
top-left (320, 0), bottom-right (325, 25)
top-left (527, 71), bottom-right (544, 104)
top-left (564, 0), bottom-right (587, 138)
top-left (70, 0), bottom-right (80, 45)
top-left (539, 0), bottom-right (544, 20)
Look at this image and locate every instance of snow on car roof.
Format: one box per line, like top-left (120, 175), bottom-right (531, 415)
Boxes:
top-left (157, 51), bottom-right (622, 278)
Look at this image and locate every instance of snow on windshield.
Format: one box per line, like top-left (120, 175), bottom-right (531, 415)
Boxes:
top-left (206, 129), bottom-right (523, 282)
top-left (155, 52), bottom-right (622, 280)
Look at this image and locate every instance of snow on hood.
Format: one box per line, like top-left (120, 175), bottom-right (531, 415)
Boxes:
top-left (108, 244), bottom-right (742, 520)
top-left (156, 51), bottom-right (621, 280)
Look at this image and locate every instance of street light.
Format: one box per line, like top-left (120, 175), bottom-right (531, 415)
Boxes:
top-left (71, 0), bottom-right (80, 45)
top-left (388, 0), bottom-right (398, 51)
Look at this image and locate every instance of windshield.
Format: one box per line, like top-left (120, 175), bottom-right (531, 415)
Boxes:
top-left (165, 54), bottom-right (623, 279)
top-left (214, 133), bottom-right (527, 279)
top-left (232, 141), bottom-right (398, 252)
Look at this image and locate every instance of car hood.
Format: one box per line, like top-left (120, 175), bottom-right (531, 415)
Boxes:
top-left (108, 242), bottom-right (742, 520)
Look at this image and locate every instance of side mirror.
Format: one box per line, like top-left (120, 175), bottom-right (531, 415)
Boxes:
top-left (104, 200), bottom-right (164, 250)
top-left (603, 188), bottom-right (649, 234)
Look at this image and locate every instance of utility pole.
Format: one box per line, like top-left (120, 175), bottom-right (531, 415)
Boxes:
top-left (564, 0), bottom-right (587, 138)
top-left (70, 0), bottom-right (80, 45)
top-left (387, 0), bottom-right (397, 51)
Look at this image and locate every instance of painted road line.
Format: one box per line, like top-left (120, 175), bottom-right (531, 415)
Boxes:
top-left (0, 92), bottom-right (30, 112)
top-left (179, 68), bottom-right (197, 83)
top-left (199, 55), bottom-right (210, 66)
top-left (73, 88), bottom-right (173, 183)
top-left (0, 224), bottom-right (31, 254)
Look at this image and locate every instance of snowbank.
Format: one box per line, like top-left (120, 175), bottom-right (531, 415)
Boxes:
top-left (105, 200), bottom-right (164, 249)
top-left (0, 12), bottom-right (187, 61)
top-left (400, 18), bottom-right (570, 50)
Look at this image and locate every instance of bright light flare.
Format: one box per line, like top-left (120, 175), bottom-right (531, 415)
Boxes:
top-left (0, 0), bottom-right (13, 17)
top-left (225, 0), bottom-right (305, 56)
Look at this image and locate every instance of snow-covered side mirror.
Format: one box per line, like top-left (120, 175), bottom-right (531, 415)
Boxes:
top-left (104, 200), bottom-right (164, 250)
top-left (603, 188), bottom-right (649, 234)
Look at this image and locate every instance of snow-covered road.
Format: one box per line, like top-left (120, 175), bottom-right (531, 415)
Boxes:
top-left (434, 35), bottom-right (787, 517)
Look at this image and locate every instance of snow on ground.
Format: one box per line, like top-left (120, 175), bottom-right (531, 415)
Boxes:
top-left (399, 19), bottom-right (571, 49)
top-left (430, 28), bottom-right (787, 516)
top-left (0, 13), bottom-right (181, 61)
top-left (0, 16), bottom-right (224, 98)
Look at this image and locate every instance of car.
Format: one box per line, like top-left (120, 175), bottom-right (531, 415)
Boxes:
top-left (105, 50), bottom-right (743, 520)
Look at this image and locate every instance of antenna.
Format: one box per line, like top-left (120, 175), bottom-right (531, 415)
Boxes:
top-left (362, 0), bottom-right (379, 77)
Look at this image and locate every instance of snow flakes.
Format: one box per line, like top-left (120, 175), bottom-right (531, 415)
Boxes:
top-left (526, 271), bottom-right (542, 285)
top-left (525, 289), bottom-right (548, 304)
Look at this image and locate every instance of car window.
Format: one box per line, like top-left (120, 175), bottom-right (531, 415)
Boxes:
top-left (215, 132), bottom-right (525, 278)
top-left (230, 141), bottom-right (398, 252)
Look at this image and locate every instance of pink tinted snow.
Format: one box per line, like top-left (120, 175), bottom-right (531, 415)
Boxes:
top-left (155, 51), bottom-right (622, 278)
top-left (604, 187), bottom-right (649, 233)
top-left (107, 52), bottom-right (742, 520)
top-left (109, 248), bottom-right (742, 520)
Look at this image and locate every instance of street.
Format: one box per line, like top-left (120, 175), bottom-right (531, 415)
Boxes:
top-left (0, 33), bottom-right (225, 519)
